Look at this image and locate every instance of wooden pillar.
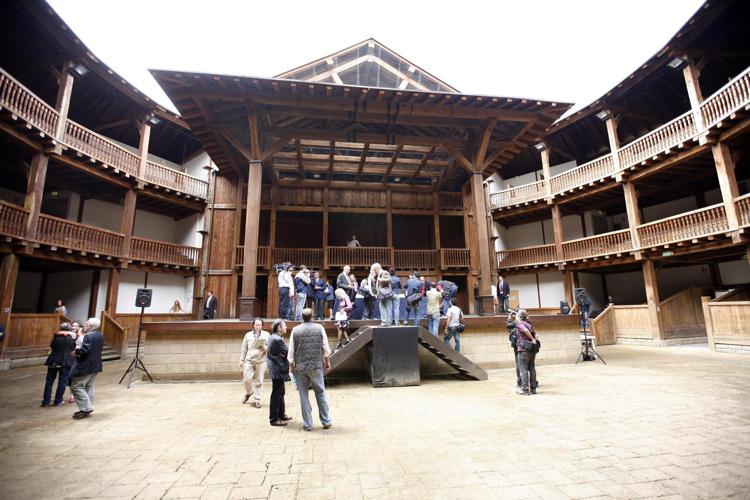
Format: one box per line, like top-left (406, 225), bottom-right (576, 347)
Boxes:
top-left (105, 267), bottom-right (121, 315)
top-left (119, 189), bottom-right (137, 259)
top-left (267, 185), bottom-right (280, 317)
top-left (682, 60), bottom-right (706, 137)
top-left (470, 173), bottom-right (494, 313)
top-left (197, 164), bottom-right (217, 319)
top-left (229, 177), bottom-right (244, 319)
top-left (137, 120), bottom-right (152, 181)
top-left (54, 61), bottom-right (75, 142)
top-left (711, 143), bottom-right (741, 233)
top-left (321, 186), bottom-right (328, 270)
top-left (386, 189), bottom-right (393, 266)
top-left (562, 270), bottom-right (574, 308)
top-left (622, 181), bottom-right (642, 258)
top-left (540, 143), bottom-right (552, 199)
top-left (0, 253), bottom-right (20, 363)
top-left (604, 114), bottom-right (622, 172)
top-left (432, 192), bottom-right (441, 250)
top-left (88, 269), bottom-right (101, 318)
top-left (642, 260), bottom-right (664, 342)
top-left (239, 160), bottom-right (263, 320)
top-left (24, 153), bottom-right (50, 241)
top-left (551, 203), bottom-right (564, 261)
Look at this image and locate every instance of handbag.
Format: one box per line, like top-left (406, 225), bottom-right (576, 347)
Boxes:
top-left (406, 292), bottom-right (421, 305)
top-left (456, 322), bottom-right (465, 333)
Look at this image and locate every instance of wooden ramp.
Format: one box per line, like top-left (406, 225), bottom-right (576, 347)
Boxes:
top-left (325, 326), bottom-right (487, 381)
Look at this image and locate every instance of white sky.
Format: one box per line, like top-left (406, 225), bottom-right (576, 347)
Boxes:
top-left (48, 0), bottom-right (705, 115)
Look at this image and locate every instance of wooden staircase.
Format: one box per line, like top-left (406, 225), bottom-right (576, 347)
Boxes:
top-left (324, 325), bottom-right (488, 381)
top-left (102, 343), bottom-right (121, 362)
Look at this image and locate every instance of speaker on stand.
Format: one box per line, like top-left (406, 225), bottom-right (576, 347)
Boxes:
top-left (119, 288), bottom-right (154, 387)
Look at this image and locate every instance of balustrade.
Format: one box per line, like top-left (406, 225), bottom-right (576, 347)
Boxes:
top-left (36, 214), bottom-right (124, 256)
top-left (550, 155), bottom-right (615, 195)
top-left (0, 69), bottom-right (59, 138)
top-left (391, 192), bottom-right (434, 210)
top-left (701, 66), bottom-right (750, 129)
top-left (394, 249), bottom-right (437, 269)
top-left (145, 162), bottom-right (208, 199)
top-left (497, 244), bottom-right (557, 268)
top-left (440, 248), bottom-right (471, 268)
top-left (272, 248), bottom-right (323, 269)
top-left (0, 201), bottom-right (28, 239)
top-left (64, 120), bottom-right (140, 176)
top-left (736, 194), bottom-right (750, 227)
top-left (489, 181), bottom-right (545, 210)
top-left (617, 111), bottom-right (697, 169)
top-left (437, 192), bottom-right (463, 210)
top-left (637, 204), bottom-right (728, 248)
top-left (327, 246), bottom-right (391, 268)
top-left (130, 237), bottom-right (201, 267)
top-left (562, 229), bottom-right (633, 261)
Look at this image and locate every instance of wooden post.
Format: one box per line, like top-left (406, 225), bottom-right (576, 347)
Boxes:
top-left (540, 143), bottom-right (552, 199)
top-left (551, 203), bottom-right (565, 261)
top-left (433, 192), bottom-right (441, 252)
top-left (622, 181), bottom-right (642, 258)
top-left (604, 114), bottom-right (622, 172)
top-left (267, 185), bottom-right (279, 318)
top-left (23, 153), bottom-right (50, 241)
top-left (137, 120), bottom-right (152, 182)
top-left (0, 253), bottom-right (20, 363)
top-left (197, 164), bottom-right (217, 318)
top-left (682, 60), bottom-right (706, 139)
top-left (321, 186), bottom-right (328, 270)
top-left (470, 173), bottom-right (494, 314)
top-left (120, 189), bottom-right (137, 260)
top-left (700, 296), bottom-right (716, 351)
top-left (54, 61), bottom-right (75, 142)
top-left (105, 267), bottom-right (121, 315)
top-left (562, 270), bottom-right (574, 308)
top-left (642, 260), bottom-right (664, 343)
top-left (711, 143), bottom-right (741, 233)
top-left (88, 269), bottom-right (101, 319)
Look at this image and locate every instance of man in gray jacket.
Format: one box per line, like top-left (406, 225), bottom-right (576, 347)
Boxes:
top-left (287, 308), bottom-right (332, 431)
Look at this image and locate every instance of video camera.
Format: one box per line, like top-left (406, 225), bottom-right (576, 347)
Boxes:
top-left (273, 261), bottom-right (293, 274)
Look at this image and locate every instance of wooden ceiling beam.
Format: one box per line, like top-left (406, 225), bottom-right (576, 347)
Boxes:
top-left (383, 144), bottom-right (403, 181)
top-left (441, 144), bottom-right (474, 174)
top-left (356, 143), bottom-right (370, 181)
top-left (295, 137), bottom-right (304, 177)
top-left (408, 146), bottom-right (436, 184)
top-left (261, 127), bottom-right (458, 147)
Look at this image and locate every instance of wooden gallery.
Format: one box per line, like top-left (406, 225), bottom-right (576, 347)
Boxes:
top-left (0, 0), bottom-right (748, 378)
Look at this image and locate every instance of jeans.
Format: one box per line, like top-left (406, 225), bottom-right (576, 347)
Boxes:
top-left (42, 365), bottom-right (70, 405)
top-left (379, 296), bottom-right (397, 325)
top-left (499, 295), bottom-right (509, 314)
top-left (71, 372), bottom-right (97, 412)
top-left (513, 347), bottom-right (521, 386)
top-left (405, 300), bottom-right (422, 326)
top-left (294, 369), bottom-right (331, 430)
top-left (269, 378), bottom-right (286, 422)
top-left (426, 313), bottom-right (440, 337)
top-left (517, 350), bottom-right (537, 393)
top-left (362, 298), bottom-right (376, 320)
top-left (295, 292), bottom-right (307, 321)
top-left (279, 288), bottom-right (292, 320)
top-left (315, 298), bottom-right (326, 319)
top-left (443, 326), bottom-right (461, 352)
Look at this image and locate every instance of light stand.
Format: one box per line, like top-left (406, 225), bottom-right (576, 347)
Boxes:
top-left (119, 285), bottom-right (154, 387)
top-left (574, 288), bottom-right (606, 365)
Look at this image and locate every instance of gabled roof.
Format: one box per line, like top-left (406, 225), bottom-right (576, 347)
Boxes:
top-left (276, 38), bottom-right (458, 94)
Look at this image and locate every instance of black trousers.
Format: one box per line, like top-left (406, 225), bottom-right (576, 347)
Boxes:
top-left (315, 298), bottom-right (326, 319)
top-left (269, 378), bottom-right (286, 422)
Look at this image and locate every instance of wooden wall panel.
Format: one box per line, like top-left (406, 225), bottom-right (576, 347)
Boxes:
top-left (660, 287), bottom-right (708, 339)
top-left (209, 211), bottom-right (237, 270)
top-left (213, 173), bottom-right (238, 204)
top-left (206, 275), bottom-right (234, 319)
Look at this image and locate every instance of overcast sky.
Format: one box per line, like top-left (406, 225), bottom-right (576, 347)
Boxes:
top-left (48, 0), bottom-right (705, 115)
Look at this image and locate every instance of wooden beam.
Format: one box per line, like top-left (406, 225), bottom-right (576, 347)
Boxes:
top-left (327, 141), bottom-right (335, 179)
top-left (295, 137), bottom-right (304, 177)
top-left (120, 189), bottom-right (137, 258)
top-left (473, 119), bottom-right (497, 171)
top-left (442, 144), bottom-right (474, 174)
top-left (642, 260), bottom-right (664, 342)
top-left (711, 142), bottom-right (741, 231)
top-left (0, 253), bottom-right (20, 360)
top-left (54, 61), bottom-right (75, 141)
top-left (409, 146), bottom-right (436, 184)
top-left (383, 144), bottom-right (403, 181)
top-left (137, 120), bottom-right (151, 180)
top-left (356, 143), bottom-right (370, 182)
top-left (220, 130), bottom-right (253, 162)
top-left (551, 203), bottom-right (564, 261)
top-left (262, 126), bottom-right (458, 148)
top-left (23, 153), bottom-right (49, 240)
top-left (622, 181), bottom-right (642, 257)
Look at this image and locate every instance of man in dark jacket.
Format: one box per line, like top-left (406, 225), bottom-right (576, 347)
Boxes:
top-left (497, 275), bottom-right (510, 314)
top-left (312, 272), bottom-right (327, 320)
top-left (203, 290), bottom-right (218, 319)
top-left (41, 322), bottom-right (76, 407)
top-left (69, 318), bottom-right (104, 419)
top-left (267, 319), bottom-right (293, 426)
top-left (404, 272), bottom-right (423, 326)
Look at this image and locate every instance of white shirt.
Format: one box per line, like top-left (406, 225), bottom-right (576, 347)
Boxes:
top-left (277, 270), bottom-right (293, 289)
top-left (287, 323), bottom-right (331, 364)
top-left (446, 305), bottom-right (462, 328)
top-left (240, 330), bottom-right (270, 363)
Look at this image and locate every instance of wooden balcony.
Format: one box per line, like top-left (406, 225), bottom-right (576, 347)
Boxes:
top-left (130, 237), bottom-right (201, 268)
top-left (235, 245), bottom-right (270, 268)
top-left (437, 192), bottom-right (464, 211)
top-left (37, 214), bottom-right (124, 256)
top-left (637, 204), bottom-right (728, 249)
top-left (394, 249), bottom-right (437, 269)
top-left (562, 229), bottom-right (633, 262)
top-left (0, 200), bottom-right (28, 240)
top-left (328, 246), bottom-right (391, 268)
top-left (440, 248), bottom-right (471, 268)
top-left (273, 248), bottom-right (324, 269)
top-left (490, 65), bottom-right (750, 211)
top-left (0, 66), bottom-right (208, 201)
top-left (737, 194), bottom-right (750, 227)
top-left (497, 244), bottom-right (557, 269)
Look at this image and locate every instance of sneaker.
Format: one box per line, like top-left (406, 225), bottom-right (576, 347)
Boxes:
top-left (242, 394), bottom-right (250, 404)
top-left (280, 415), bottom-right (293, 421)
top-left (270, 420), bottom-right (288, 427)
top-left (303, 426), bottom-right (312, 432)
top-left (73, 410), bottom-right (92, 419)
top-left (322, 423), bottom-right (332, 430)
top-left (254, 401), bottom-right (261, 409)
top-left (516, 388), bottom-right (530, 395)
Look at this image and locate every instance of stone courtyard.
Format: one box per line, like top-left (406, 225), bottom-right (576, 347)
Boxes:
top-left (0, 345), bottom-right (748, 499)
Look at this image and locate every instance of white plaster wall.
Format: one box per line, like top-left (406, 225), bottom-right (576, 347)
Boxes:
top-left (116, 270), bottom-right (193, 314)
top-left (133, 209), bottom-right (177, 242)
top-left (538, 272), bottom-right (565, 307)
top-left (503, 220), bottom-right (548, 248)
top-left (12, 272), bottom-right (42, 312)
top-left (182, 152), bottom-right (211, 180)
top-left (642, 196), bottom-right (697, 224)
top-left (605, 271), bottom-right (646, 304)
top-left (176, 213), bottom-right (203, 247)
top-left (508, 273), bottom-right (540, 308)
top-left (718, 259), bottom-right (750, 285)
top-left (43, 271), bottom-right (93, 322)
top-left (81, 199), bottom-right (122, 232)
top-left (97, 271), bottom-right (109, 318)
top-left (81, 198), bottom-right (192, 244)
top-left (658, 265), bottom-right (712, 298)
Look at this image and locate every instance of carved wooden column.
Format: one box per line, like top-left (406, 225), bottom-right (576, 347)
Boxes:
top-left (603, 113), bottom-right (622, 174)
top-left (540, 142), bottom-right (552, 200)
top-left (239, 160), bottom-right (263, 320)
top-left (120, 189), bottom-right (137, 260)
top-left (682, 59), bottom-right (706, 140)
top-left (137, 119), bottom-right (152, 182)
top-left (0, 253), bottom-right (20, 365)
top-left (54, 61), bottom-right (75, 143)
top-left (551, 203), bottom-right (564, 261)
top-left (105, 267), bottom-right (121, 315)
top-left (622, 181), bottom-right (642, 259)
top-left (642, 259), bottom-right (664, 343)
top-left (23, 153), bottom-right (49, 242)
top-left (711, 143), bottom-right (741, 235)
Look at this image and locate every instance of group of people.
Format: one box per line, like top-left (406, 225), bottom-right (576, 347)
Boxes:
top-left (240, 309), bottom-right (332, 430)
top-left (40, 318), bottom-right (104, 419)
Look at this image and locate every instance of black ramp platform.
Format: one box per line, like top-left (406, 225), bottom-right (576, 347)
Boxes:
top-left (368, 327), bottom-right (420, 387)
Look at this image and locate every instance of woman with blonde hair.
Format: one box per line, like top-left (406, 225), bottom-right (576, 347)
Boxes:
top-left (334, 288), bottom-right (353, 349)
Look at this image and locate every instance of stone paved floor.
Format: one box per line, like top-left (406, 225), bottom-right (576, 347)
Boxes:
top-left (1, 345), bottom-right (749, 499)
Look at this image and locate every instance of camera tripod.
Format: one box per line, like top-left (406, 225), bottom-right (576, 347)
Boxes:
top-left (575, 306), bottom-right (605, 365)
top-left (119, 305), bottom-right (154, 388)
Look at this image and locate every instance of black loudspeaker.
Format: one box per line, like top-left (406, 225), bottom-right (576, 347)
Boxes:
top-left (135, 288), bottom-right (152, 308)
top-left (574, 288), bottom-right (590, 306)
top-left (560, 301), bottom-right (570, 314)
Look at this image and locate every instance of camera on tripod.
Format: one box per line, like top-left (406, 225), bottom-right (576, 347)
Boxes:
top-left (273, 261), bottom-right (293, 274)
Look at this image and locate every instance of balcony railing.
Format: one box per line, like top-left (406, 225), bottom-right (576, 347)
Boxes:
top-left (736, 194), bottom-right (750, 227)
top-left (0, 200), bottom-right (28, 239)
top-left (235, 245), bottom-right (270, 268)
top-left (440, 248), bottom-right (471, 268)
top-left (490, 65), bottom-right (750, 210)
top-left (394, 249), bottom-right (437, 269)
top-left (130, 237), bottom-right (201, 267)
top-left (37, 214), bottom-right (124, 256)
top-left (637, 204), bottom-right (728, 248)
top-left (497, 244), bottom-right (557, 268)
top-left (328, 246), bottom-right (391, 268)
top-left (437, 192), bottom-right (463, 210)
top-left (272, 248), bottom-right (323, 269)
top-left (0, 66), bottom-right (208, 200)
top-left (562, 229), bottom-right (633, 261)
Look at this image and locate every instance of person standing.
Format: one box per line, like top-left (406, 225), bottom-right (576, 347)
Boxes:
top-left (313, 271), bottom-right (327, 320)
top-left (515, 309), bottom-right (539, 395)
top-left (426, 282), bottom-right (442, 337)
top-left (288, 308), bottom-right (332, 431)
top-left (278, 264), bottom-right (294, 320)
top-left (334, 288), bottom-right (352, 349)
top-left (267, 319), bottom-right (293, 427)
top-left (69, 318), bottom-right (104, 419)
top-left (240, 318), bottom-right (270, 408)
top-left (437, 279), bottom-right (457, 316)
top-left (443, 298), bottom-right (463, 352)
top-left (506, 311), bottom-right (522, 388)
top-left (41, 322), bottom-right (76, 407)
top-left (294, 267), bottom-right (311, 321)
top-left (497, 275), bottom-right (510, 314)
top-left (203, 290), bottom-right (218, 319)
top-left (325, 279), bottom-right (335, 320)
top-left (336, 265), bottom-right (353, 301)
top-left (347, 235), bottom-right (361, 248)
top-left (54, 299), bottom-right (67, 316)
top-left (360, 273), bottom-right (377, 320)
top-left (473, 281), bottom-right (480, 315)
top-left (66, 321), bottom-right (83, 404)
top-left (404, 272), bottom-right (423, 326)
top-left (389, 268), bottom-right (402, 326)
top-left (373, 263), bottom-right (394, 327)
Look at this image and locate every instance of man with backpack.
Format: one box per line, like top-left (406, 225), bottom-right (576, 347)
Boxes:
top-left (515, 309), bottom-right (540, 395)
top-left (506, 310), bottom-right (522, 389)
top-left (404, 272), bottom-right (423, 326)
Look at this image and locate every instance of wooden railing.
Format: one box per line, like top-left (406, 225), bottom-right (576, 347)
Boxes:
top-left (391, 192), bottom-right (433, 210)
top-left (101, 310), bottom-right (128, 357)
top-left (590, 304), bottom-right (616, 345)
top-left (145, 161), bottom-right (208, 199)
top-left (272, 248), bottom-right (324, 269)
top-left (0, 200), bottom-right (28, 239)
top-left (489, 66), bottom-right (750, 210)
top-left (736, 194), bottom-right (750, 227)
top-left (5, 312), bottom-right (71, 359)
top-left (0, 66), bottom-right (208, 200)
top-left (130, 237), bottom-right (201, 267)
top-left (394, 249), bottom-right (437, 269)
top-left (0, 69), bottom-right (59, 138)
top-left (276, 186), bottom-right (324, 207)
top-left (497, 244), bottom-right (556, 268)
top-left (489, 180), bottom-right (545, 209)
top-left (440, 248), bottom-right (471, 268)
top-left (660, 287), bottom-right (709, 340)
top-left (637, 204), bottom-right (728, 248)
top-left (235, 245), bottom-right (270, 268)
top-left (437, 192), bottom-right (463, 210)
top-left (562, 229), bottom-right (632, 261)
top-left (700, 66), bottom-right (750, 130)
top-left (327, 246), bottom-right (391, 268)
top-left (329, 189), bottom-right (387, 209)
top-left (37, 214), bottom-right (124, 256)
top-left (550, 154), bottom-right (615, 195)
top-left (701, 297), bottom-right (750, 351)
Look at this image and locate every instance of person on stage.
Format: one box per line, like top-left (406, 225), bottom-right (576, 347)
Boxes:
top-left (240, 318), bottom-right (270, 408)
top-left (267, 319), bottom-right (293, 426)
